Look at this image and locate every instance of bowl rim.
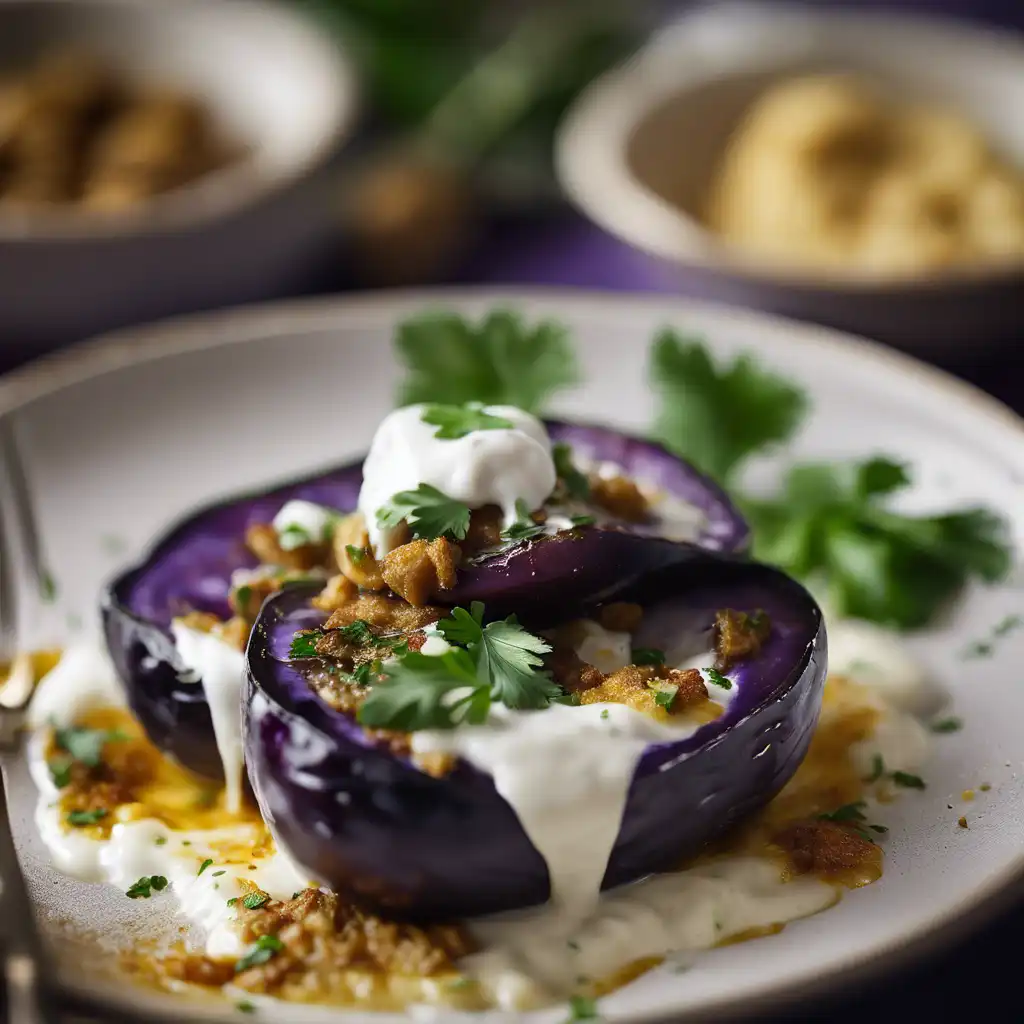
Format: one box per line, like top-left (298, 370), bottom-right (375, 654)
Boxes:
top-left (554, 1), bottom-right (1024, 295)
top-left (0, 0), bottom-right (360, 242)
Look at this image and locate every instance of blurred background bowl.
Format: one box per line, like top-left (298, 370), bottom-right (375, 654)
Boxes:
top-left (0, 0), bottom-right (358, 360)
top-left (555, 2), bottom-right (1024, 352)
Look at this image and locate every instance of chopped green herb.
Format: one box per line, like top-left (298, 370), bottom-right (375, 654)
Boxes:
top-left (743, 458), bottom-right (1011, 630)
top-left (632, 647), bottom-right (665, 666)
top-left (198, 858), bottom-right (214, 876)
top-left (226, 897), bottom-right (239, 908)
top-left (649, 330), bottom-right (808, 484)
top-left (600, 709), bottom-right (609, 720)
top-left (52, 724), bottom-right (129, 768)
top-left (704, 668), bottom-right (732, 690)
top-left (212, 870), bottom-right (226, 877)
top-left (866, 754), bottom-right (886, 783)
top-left (993, 614), bottom-right (1023, 636)
top-left (817, 802), bottom-right (867, 824)
top-left (289, 629), bottom-right (324, 660)
top-left (566, 994), bottom-right (598, 1021)
top-left (126, 875), bottom-right (168, 899)
top-left (869, 824), bottom-right (889, 834)
top-left (395, 310), bottom-right (580, 413)
top-left (891, 771), bottom-right (926, 790)
top-left (552, 442), bottom-right (590, 500)
top-left (155, 836), bottom-right (167, 846)
top-left (567, 940), bottom-right (581, 951)
top-left (963, 640), bottom-right (994, 659)
top-left (377, 483), bottom-right (471, 543)
top-left (359, 603), bottom-right (560, 730)
top-left (235, 934), bottom-right (284, 974)
top-left (48, 756), bottom-right (73, 788)
top-left (67, 808), bottom-right (107, 827)
top-left (421, 403), bottom-right (515, 439)
top-left (40, 571), bottom-right (58, 603)
top-left (345, 544), bottom-right (367, 565)
top-left (502, 499), bottom-right (545, 542)
top-left (569, 514), bottom-right (596, 527)
top-left (651, 684), bottom-right (678, 711)
top-left (931, 717), bottom-right (963, 734)
top-left (241, 891), bottom-right (269, 910)
top-left (236, 1001), bottom-right (256, 1014)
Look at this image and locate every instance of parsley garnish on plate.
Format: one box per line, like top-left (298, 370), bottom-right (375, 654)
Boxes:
top-left (704, 668), bottom-right (732, 690)
top-left (126, 875), bottom-right (168, 899)
top-left (197, 858), bottom-right (214, 876)
top-left (742, 458), bottom-right (1011, 630)
top-left (891, 770), bottom-right (926, 790)
top-left (632, 648), bottom-right (665, 666)
top-left (235, 934), bottom-right (284, 973)
top-left (502, 499), bottom-right (545, 543)
top-left (377, 483), bottom-right (471, 542)
top-left (649, 329), bottom-right (808, 484)
top-left (816, 802), bottom-right (888, 842)
top-left (52, 724), bottom-right (129, 769)
top-left (421, 403), bottom-right (514, 439)
top-left (566, 994), bottom-right (599, 1021)
top-left (358, 602), bottom-right (562, 731)
top-left (650, 683), bottom-right (678, 711)
top-left (289, 629), bottom-right (324, 659)
top-left (552, 442), bottom-right (590, 500)
top-left (66, 808), bottom-right (107, 827)
top-left (241, 891), bottom-right (269, 910)
top-left (931, 717), bottom-right (963, 734)
top-left (395, 310), bottom-right (580, 413)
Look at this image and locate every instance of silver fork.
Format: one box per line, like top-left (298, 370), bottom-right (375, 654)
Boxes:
top-left (0, 419), bottom-right (59, 1024)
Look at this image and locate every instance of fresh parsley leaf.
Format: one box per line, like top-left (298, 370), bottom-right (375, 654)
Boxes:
top-left (289, 629), bottom-right (324, 659)
top-left (478, 618), bottom-right (559, 710)
top-left (502, 499), bottom-right (545, 542)
top-left (566, 994), bottom-right (599, 1021)
top-left (235, 934), bottom-right (284, 974)
top-left (930, 717), bottom-right (963, 734)
top-left (395, 310), bottom-right (580, 413)
top-left (436, 602), bottom-right (485, 647)
top-left (817, 802), bottom-right (868, 824)
top-left (48, 756), bottom-right (73, 788)
top-left (552, 442), bottom-right (590, 500)
top-left (126, 875), bottom-right (168, 899)
top-left (632, 647), bottom-right (665, 666)
top-left (67, 808), bottom-right (107, 827)
top-left (569, 514), bottom-right (596, 527)
top-left (704, 668), bottom-right (732, 690)
top-left (651, 683), bottom-right (678, 710)
top-left (52, 724), bottom-right (129, 768)
top-left (241, 891), bottom-right (269, 910)
top-left (744, 458), bottom-right (1012, 630)
top-left (198, 858), bottom-right (214, 876)
top-left (236, 1001), bottom-right (256, 1014)
top-left (345, 544), bottom-right (367, 564)
top-left (358, 648), bottom-right (488, 731)
top-left (226, 897), bottom-right (239, 908)
top-left (377, 483), bottom-right (471, 542)
top-left (234, 584), bottom-right (253, 612)
top-left (649, 330), bottom-right (809, 483)
top-left (865, 754), bottom-right (886, 783)
top-left (422, 403), bottom-right (514, 439)
top-left (891, 771), bottom-right (926, 789)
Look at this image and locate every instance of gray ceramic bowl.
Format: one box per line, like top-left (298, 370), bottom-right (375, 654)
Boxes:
top-left (0, 0), bottom-right (358, 359)
top-left (555, 2), bottom-right (1024, 353)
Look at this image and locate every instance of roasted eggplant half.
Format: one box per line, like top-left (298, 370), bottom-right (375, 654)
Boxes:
top-left (102, 423), bottom-right (748, 779)
top-left (243, 551), bottom-right (825, 920)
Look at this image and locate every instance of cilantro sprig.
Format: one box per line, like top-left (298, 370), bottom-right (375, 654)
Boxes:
top-left (816, 801), bottom-right (888, 842)
top-left (357, 602), bottom-right (562, 731)
top-left (235, 934), bottom-right (284, 973)
top-left (743, 459), bottom-right (1011, 629)
top-left (650, 329), bottom-right (808, 484)
top-left (126, 875), bottom-right (168, 899)
top-left (395, 310), bottom-right (580, 413)
top-left (377, 483), bottom-right (471, 542)
top-left (422, 403), bottom-right (514, 439)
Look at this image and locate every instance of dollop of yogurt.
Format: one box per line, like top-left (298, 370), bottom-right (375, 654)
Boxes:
top-left (358, 404), bottom-right (557, 556)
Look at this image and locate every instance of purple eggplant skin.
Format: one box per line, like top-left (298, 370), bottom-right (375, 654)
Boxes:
top-left (243, 551), bottom-right (826, 921)
top-left (102, 422), bottom-right (748, 780)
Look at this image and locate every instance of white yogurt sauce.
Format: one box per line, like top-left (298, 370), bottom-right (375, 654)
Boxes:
top-left (357, 404), bottom-right (557, 556)
top-left (170, 623), bottom-right (246, 815)
top-left (26, 620), bottom-right (936, 1010)
top-left (272, 500), bottom-right (337, 551)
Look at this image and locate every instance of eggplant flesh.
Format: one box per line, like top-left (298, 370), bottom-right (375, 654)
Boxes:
top-left (244, 551), bottom-right (825, 921)
top-left (102, 423), bottom-right (748, 779)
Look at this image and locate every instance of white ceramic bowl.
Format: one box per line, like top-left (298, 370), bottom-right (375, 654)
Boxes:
top-left (0, 0), bottom-right (358, 359)
top-left (555, 2), bottom-right (1024, 353)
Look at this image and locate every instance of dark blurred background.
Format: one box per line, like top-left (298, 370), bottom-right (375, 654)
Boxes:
top-left (2, 0), bottom-right (1024, 1020)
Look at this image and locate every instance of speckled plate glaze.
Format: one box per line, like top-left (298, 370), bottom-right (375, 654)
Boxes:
top-left (2, 289), bottom-right (1024, 1024)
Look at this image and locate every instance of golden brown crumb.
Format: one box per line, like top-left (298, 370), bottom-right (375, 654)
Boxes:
top-left (958, 816), bottom-right (969, 829)
top-left (380, 539), bottom-right (458, 606)
top-left (325, 594), bottom-right (445, 634)
top-left (312, 573), bottom-right (359, 613)
top-left (714, 608), bottom-right (771, 672)
top-left (333, 514), bottom-right (386, 591)
top-left (597, 602), bottom-right (644, 633)
top-left (245, 522), bottom-right (332, 573)
top-left (774, 820), bottom-right (879, 877)
top-left (213, 616), bottom-right (249, 652)
top-left (174, 611), bottom-right (220, 633)
top-left (546, 648), bottom-right (606, 693)
top-left (589, 475), bottom-right (649, 522)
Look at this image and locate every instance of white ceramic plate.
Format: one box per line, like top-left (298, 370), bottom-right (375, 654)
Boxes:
top-left (3, 289), bottom-right (1024, 1023)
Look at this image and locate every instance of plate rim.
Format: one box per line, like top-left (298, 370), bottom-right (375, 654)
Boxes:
top-left (5, 285), bottom-right (1024, 1022)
